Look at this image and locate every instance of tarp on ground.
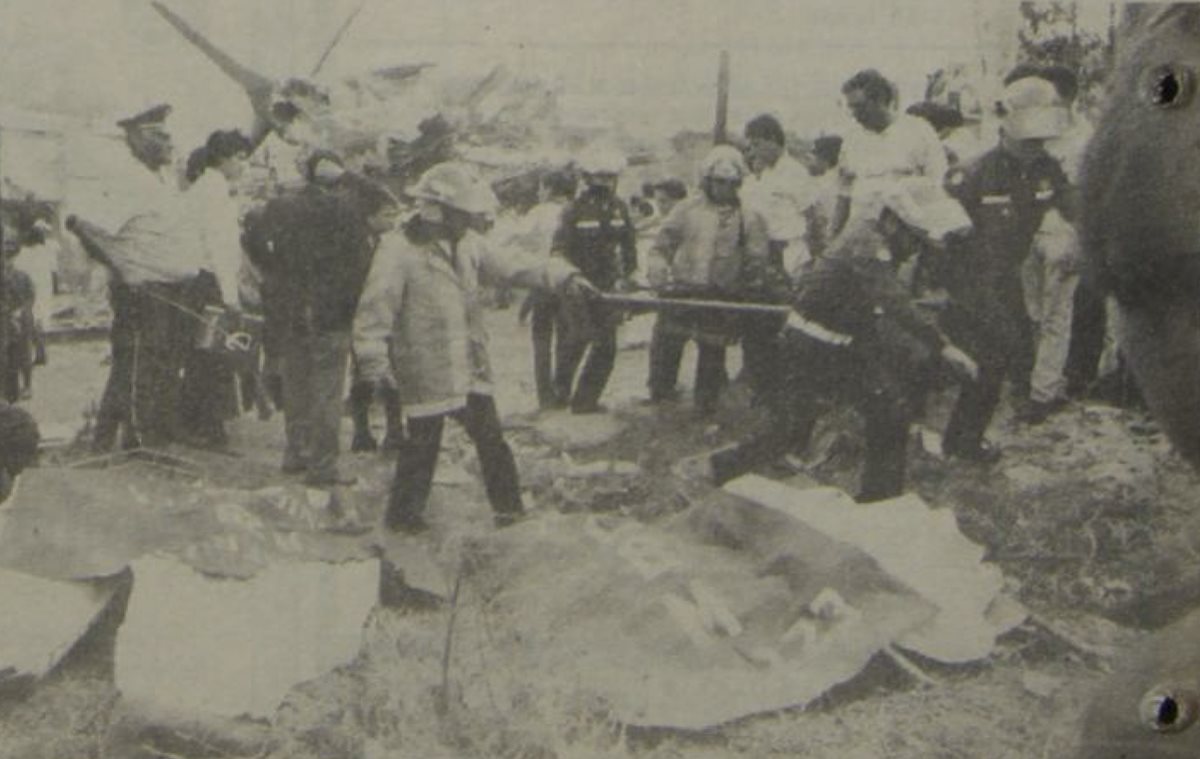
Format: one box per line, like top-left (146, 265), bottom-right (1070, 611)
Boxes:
top-left (472, 495), bottom-right (939, 730)
top-left (724, 476), bottom-right (1027, 663)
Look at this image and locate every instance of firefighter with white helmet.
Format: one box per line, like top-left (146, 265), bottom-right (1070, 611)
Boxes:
top-left (643, 143), bottom-right (777, 415)
top-left (353, 161), bottom-right (594, 534)
top-left (551, 146), bottom-right (638, 413)
top-left (674, 161), bottom-right (979, 503)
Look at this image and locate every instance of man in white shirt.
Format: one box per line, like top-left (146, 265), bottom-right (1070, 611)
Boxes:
top-left (72, 104), bottom-right (208, 450)
top-left (834, 69), bottom-right (949, 238)
top-left (740, 114), bottom-right (819, 279)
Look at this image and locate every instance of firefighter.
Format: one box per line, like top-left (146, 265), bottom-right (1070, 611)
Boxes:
top-left (676, 185), bottom-right (977, 503)
top-left (644, 145), bottom-right (773, 415)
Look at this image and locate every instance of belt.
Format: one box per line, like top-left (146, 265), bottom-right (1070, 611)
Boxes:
top-left (785, 311), bottom-right (854, 347)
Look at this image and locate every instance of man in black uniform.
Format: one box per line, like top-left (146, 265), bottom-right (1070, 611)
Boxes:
top-left (677, 189), bottom-right (977, 503)
top-left (939, 76), bottom-right (1075, 462)
top-left (552, 147), bottom-right (637, 414)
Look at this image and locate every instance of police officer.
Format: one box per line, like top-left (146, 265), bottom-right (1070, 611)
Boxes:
top-left (939, 76), bottom-right (1075, 462)
top-left (676, 187), bottom-right (977, 503)
top-left (552, 148), bottom-right (638, 414)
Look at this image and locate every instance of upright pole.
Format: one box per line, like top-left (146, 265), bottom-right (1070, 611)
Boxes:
top-left (714, 50), bottom-right (730, 145)
top-left (0, 128), bottom-right (9, 399)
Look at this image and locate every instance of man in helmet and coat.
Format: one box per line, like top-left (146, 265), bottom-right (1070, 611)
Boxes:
top-left (676, 183), bottom-right (978, 503)
top-left (644, 145), bottom-right (777, 415)
top-left (353, 162), bottom-right (595, 534)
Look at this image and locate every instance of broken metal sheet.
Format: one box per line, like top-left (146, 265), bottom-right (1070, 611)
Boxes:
top-left (724, 475), bottom-right (1025, 663)
top-left (115, 555), bottom-right (378, 718)
top-left (0, 468), bottom-right (211, 580)
top-left (478, 506), bottom-right (936, 729)
top-left (0, 470), bottom-right (374, 582)
top-left (0, 567), bottom-right (118, 684)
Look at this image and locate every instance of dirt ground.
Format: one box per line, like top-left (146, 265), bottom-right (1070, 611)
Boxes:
top-left (2, 302), bottom-right (1195, 759)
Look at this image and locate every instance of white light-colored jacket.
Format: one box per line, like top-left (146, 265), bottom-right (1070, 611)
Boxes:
top-left (353, 222), bottom-right (577, 417)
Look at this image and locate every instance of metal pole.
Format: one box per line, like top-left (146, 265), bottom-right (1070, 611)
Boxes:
top-left (598, 292), bottom-right (790, 317)
top-left (714, 50), bottom-right (730, 145)
top-left (0, 127), bottom-right (8, 398)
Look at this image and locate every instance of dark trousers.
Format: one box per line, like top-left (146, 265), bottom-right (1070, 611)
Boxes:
top-left (94, 281), bottom-right (193, 450)
top-left (647, 315), bottom-right (728, 413)
top-left (740, 314), bottom-right (786, 406)
top-left (180, 273), bottom-right (236, 444)
top-left (386, 393), bottom-right (523, 528)
top-left (94, 285), bottom-right (137, 451)
top-left (710, 336), bottom-right (912, 502)
top-left (530, 296), bottom-right (561, 407)
top-left (281, 329), bottom-right (351, 483)
top-left (941, 273), bottom-right (1032, 452)
top-left (555, 317), bottom-right (618, 411)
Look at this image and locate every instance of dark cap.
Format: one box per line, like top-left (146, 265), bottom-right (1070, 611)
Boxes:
top-left (654, 178), bottom-right (688, 200)
top-left (906, 101), bottom-right (965, 132)
top-left (117, 103), bottom-right (172, 131)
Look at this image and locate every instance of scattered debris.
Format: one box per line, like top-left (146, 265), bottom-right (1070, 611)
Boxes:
top-left (1021, 671), bottom-right (1063, 699)
top-left (530, 412), bottom-right (627, 449)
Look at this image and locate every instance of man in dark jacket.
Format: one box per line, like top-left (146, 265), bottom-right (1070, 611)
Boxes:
top-left (677, 189), bottom-right (977, 503)
top-left (248, 155), bottom-right (398, 487)
top-left (552, 147), bottom-right (637, 413)
top-left (938, 76), bottom-right (1074, 461)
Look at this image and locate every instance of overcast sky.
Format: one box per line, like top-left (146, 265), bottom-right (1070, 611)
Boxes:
top-left (0, 0), bottom-right (1114, 148)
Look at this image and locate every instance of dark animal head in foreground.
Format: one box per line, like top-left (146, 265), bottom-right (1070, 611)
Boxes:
top-left (1078, 6), bottom-right (1200, 757)
top-left (1082, 4), bottom-right (1200, 467)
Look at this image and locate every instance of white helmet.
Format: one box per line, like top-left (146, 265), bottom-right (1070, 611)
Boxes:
top-left (699, 144), bottom-right (749, 182)
top-left (408, 162), bottom-right (499, 217)
top-left (576, 146), bottom-right (626, 176)
top-left (999, 77), bottom-right (1068, 140)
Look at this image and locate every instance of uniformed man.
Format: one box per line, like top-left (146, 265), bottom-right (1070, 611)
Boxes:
top-left (675, 186), bottom-right (977, 502)
top-left (551, 147), bottom-right (638, 414)
top-left (938, 76), bottom-right (1074, 461)
top-left (72, 103), bottom-right (211, 451)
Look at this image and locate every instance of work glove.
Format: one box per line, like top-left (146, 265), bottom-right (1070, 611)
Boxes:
top-left (561, 272), bottom-right (599, 300)
top-left (940, 344), bottom-right (979, 383)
